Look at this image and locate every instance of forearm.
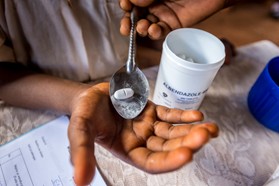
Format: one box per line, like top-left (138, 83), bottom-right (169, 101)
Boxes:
top-left (0, 62), bottom-right (90, 114)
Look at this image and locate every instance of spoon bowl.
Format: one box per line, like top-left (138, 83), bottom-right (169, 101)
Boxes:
top-left (109, 9), bottom-right (150, 119)
top-left (110, 65), bottom-right (149, 119)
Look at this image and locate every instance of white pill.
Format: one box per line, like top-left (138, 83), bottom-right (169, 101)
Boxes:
top-left (177, 53), bottom-right (195, 63)
top-left (185, 57), bottom-right (195, 63)
top-left (114, 88), bottom-right (134, 100)
top-left (177, 54), bottom-right (187, 60)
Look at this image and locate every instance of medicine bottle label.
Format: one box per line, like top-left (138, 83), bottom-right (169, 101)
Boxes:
top-left (153, 81), bottom-right (207, 110)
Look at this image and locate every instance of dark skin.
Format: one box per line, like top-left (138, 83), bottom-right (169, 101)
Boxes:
top-left (119, 0), bottom-right (243, 39)
top-left (69, 83), bottom-right (219, 184)
top-left (0, 63), bottom-right (218, 186)
top-left (1, 0), bottom-right (248, 185)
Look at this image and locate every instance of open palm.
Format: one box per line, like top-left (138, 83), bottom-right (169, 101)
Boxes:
top-left (68, 82), bottom-right (218, 185)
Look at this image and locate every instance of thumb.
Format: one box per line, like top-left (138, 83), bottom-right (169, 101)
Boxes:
top-left (73, 147), bottom-right (96, 186)
top-left (68, 117), bottom-right (96, 185)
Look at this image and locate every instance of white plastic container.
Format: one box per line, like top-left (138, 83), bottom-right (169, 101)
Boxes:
top-left (153, 28), bottom-right (225, 110)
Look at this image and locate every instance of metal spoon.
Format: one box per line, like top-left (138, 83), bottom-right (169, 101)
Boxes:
top-left (109, 9), bottom-right (149, 119)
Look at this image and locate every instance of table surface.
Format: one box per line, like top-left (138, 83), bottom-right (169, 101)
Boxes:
top-left (1, 40), bottom-right (279, 186)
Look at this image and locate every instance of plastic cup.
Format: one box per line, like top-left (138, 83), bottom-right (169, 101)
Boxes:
top-left (248, 56), bottom-right (279, 132)
top-left (153, 28), bottom-right (225, 110)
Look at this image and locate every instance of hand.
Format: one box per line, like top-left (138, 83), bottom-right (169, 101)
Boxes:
top-left (68, 82), bottom-right (219, 186)
top-left (120, 0), bottom-right (227, 39)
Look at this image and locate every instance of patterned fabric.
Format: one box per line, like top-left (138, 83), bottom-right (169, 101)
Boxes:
top-left (265, 165), bottom-right (279, 186)
top-left (1, 40), bottom-right (279, 186)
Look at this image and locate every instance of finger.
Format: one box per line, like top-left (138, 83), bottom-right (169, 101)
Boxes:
top-left (146, 14), bottom-right (159, 23)
top-left (119, 0), bottom-right (133, 11)
top-left (153, 121), bottom-right (218, 139)
top-left (136, 19), bottom-right (150, 36)
top-left (68, 117), bottom-right (96, 186)
top-left (147, 127), bottom-right (212, 151)
top-left (120, 13), bottom-right (131, 36)
top-left (156, 21), bottom-right (172, 38)
top-left (148, 21), bottom-right (172, 40)
top-left (193, 122), bottom-right (219, 137)
top-left (129, 147), bottom-right (193, 173)
top-left (73, 147), bottom-right (96, 186)
top-left (156, 105), bottom-right (204, 123)
top-left (149, 4), bottom-right (182, 29)
top-left (153, 122), bottom-right (192, 139)
top-left (147, 23), bottom-right (163, 40)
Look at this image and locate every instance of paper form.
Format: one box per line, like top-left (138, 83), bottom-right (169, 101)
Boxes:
top-left (0, 116), bottom-right (106, 186)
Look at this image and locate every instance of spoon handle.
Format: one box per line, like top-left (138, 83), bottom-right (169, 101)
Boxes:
top-left (126, 9), bottom-right (137, 73)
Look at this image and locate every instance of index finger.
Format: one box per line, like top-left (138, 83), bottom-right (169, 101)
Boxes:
top-left (155, 105), bottom-right (204, 123)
